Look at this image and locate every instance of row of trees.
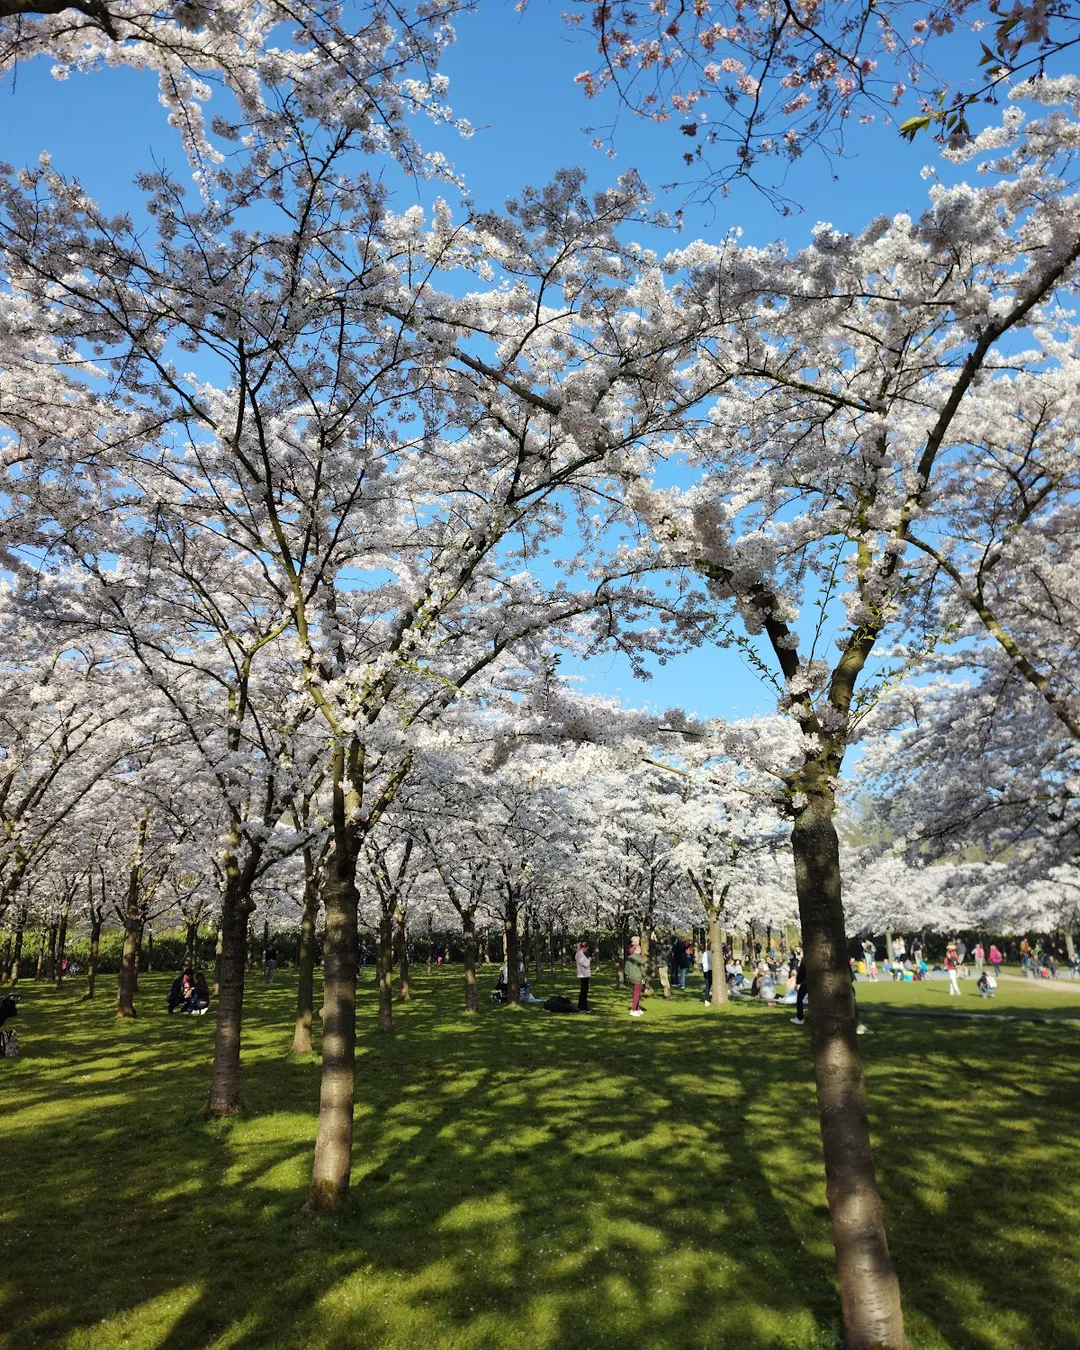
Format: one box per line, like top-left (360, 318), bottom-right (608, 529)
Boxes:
top-left (2, 3), bottom-right (1079, 1345)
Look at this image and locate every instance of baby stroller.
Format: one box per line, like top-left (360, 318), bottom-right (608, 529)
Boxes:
top-left (0, 993), bottom-right (20, 1058)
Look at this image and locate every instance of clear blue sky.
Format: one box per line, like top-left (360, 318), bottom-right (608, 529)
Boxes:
top-left (0, 6), bottom-right (970, 722)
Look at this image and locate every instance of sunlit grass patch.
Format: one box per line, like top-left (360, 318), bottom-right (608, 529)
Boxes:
top-left (1, 968), bottom-right (1078, 1349)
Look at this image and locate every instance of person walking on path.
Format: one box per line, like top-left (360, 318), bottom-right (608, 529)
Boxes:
top-left (945, 942), bottom-right (962, 996)
top-left (626, 938), bottom-right (646, 1017)
top-left (264, 942), bottom-right (279, 984)
top-left (652, 932), bottom-right (672, 999)
top-left (575, 942), bottom-right (592, 1012)
top-left (973, 942), bottom-right (984, 974)
top-left (989, 943), bottom-right (1003, 981)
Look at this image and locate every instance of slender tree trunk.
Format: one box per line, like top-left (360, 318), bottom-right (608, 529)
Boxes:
top-left (709, 915), bottom-right (728, 1007)
top-left (184, 920), bottom-right (199, 970)
top-left (145, 927), bottom-right (154, 974)
top-left (505, 887), bottom-right (520, 1006)
top-left (376, 909), bottom-right (394, 1031)
top-left (205, 870), bottom-right (252, 1116)
top-left (44, 922), bottom-right (57, 983)
top-left (116, 918), bottom-right (142, 1018)
top-left (9, 910), bottom-right (25, 985)
top-left (307, 792), bottom-right (361, 1213)
top-left (0, 930), bottom-right (10, 983)
top-left (54, 910), bottom-right (69, 989)
top-left (213, 924), bottom-right (223, 997)
top-left (396, 911), bottom-right (410, 1001)
top-left (791, 780), bottom-right (908, 1350)
top-left (35, 929), bottom-right (46, 980)
top-left (291, 859), bottom-right (319, 1056)
top-left (462, 913), bottom-right (478, 1013)
top-left (83, 918), bottom-right (102, 1000)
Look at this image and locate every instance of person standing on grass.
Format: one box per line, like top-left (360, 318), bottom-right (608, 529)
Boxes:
top-left (862, 937), bottom-right (878, 980)
top-left (974, 942), bottom-right (984, 974)
top-left (626, 938), bottom-right (646, 1017)
top-left (575, 942), bottom-right (592, 1012)
top-left (989, 943), bottom-right (1003, 981)
top-left (945, 943), bottom-right (962, 996)
top-left (264, 942), bottom-right (279, 984)
top-left (701, 945), bottom-right (712, 1003)
top-left (672, 937), bottom-right (688, 990)
top-left (652, 931), bottom-right (672, 999)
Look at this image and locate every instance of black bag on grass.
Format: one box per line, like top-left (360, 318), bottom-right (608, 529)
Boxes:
top-left (542, 995), bottom-right (576, 1014)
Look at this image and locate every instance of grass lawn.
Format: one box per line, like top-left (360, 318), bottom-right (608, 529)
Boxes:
top-left (2, 967), bottom-right (1078, 1350)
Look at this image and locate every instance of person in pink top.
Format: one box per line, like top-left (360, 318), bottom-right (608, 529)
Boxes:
top-left (989, 944), bottom-right (1003, 980)
top-left (945, 942), bottom-right (962, 996)
top-left (973, 942), bottom-right (985, 974)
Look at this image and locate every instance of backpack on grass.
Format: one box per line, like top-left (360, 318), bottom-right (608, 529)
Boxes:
top-left (542, 995), bottom-right (576, 1014)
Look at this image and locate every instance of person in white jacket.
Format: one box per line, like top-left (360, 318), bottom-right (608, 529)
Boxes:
top-left (575, 942), bottom-right (593, 1011)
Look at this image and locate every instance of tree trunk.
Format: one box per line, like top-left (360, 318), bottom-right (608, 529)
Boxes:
top-left (641, 927), bottom-right (654, 995)
top-left (184, 920), bottom-right (199, 970)
top-left (54, 910), bottom-right (69, 989)
top-left (462, 913), bottom-right (478, 1013)
top-left (307, 821), bottom-right (360, 1213)
top-left (44, 922), bottom-right (57, 983)
top-left (791, 781), bottom-right (908, 1350)
top-left (0, 930), bottom-right (10, 983)
top-left (213, 924), bottom-right (223, 997)
top-left (396, 911), bottom-right (410, 1001)
top-left (291, 858), bottom-right (319, 1056)
top-left (376, 909), bottom-right (394, 1031)
top-left (9, 910), bottom-right (25, 985)
top-left (116, 917), bottom-right (142, 1018)
top-left (709, 916), bottom-right (728, 1007)
top-left (83, 918), bottom-right (102, 1000)
top-left (145, 927), bottom-right (154, 974)
top-left (504, 887), bottom-right (520, 1006)
top-left (34, 928), bottom-right (45, 979)
top-left (205, 871), bottom-right (251, 1116)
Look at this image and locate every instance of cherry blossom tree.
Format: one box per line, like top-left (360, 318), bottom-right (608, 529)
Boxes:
top-left (564, 0), bottom-right (1080, 201)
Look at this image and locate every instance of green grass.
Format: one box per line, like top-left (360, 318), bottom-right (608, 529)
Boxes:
top-left (2, 968), bottom-right (1079, 1350)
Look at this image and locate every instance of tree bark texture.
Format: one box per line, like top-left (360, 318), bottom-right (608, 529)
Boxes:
top-left (291, 858), bottom-right (319, 1056)
top-left (395, 910), bottom-right (410, 1001)
top-left (205, 875), bottom-right (251, 1116)
top-left (184, 920), bottom-right (199, 970)
top-left (504, 887), bottom-right (520, 1005)
top-left (791, 783), bottom-right (909, 1350)
top-left (709, 917), bottom-right (727, 1007)
top-left (83, 918), bottom-right (101, 1000)
top-left (462, 914), bottom-right (478, 1013)
top-left (9, 910), bottom-right (25, 985)
top-left (376, 910), bottom-right (394, 1031)
top-left (54, 909), bottom-right (69, 989)
top-left (308, 848), bottom-right (360, 1212)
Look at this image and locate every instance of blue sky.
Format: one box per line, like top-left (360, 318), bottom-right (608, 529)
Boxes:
top-left (0, 7), bottom-right (976, 724)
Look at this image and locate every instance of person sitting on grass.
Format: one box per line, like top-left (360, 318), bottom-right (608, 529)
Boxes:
top-left (977, 970), bottom-right (997, 999)
top-left (188, 971), bottom-right (210, 1015)
top-left (168, 969), bottom-right (195, 1014)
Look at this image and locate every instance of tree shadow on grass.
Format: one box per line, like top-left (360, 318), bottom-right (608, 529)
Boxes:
top-left (2, 974), bottom-right (1078, 1349)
